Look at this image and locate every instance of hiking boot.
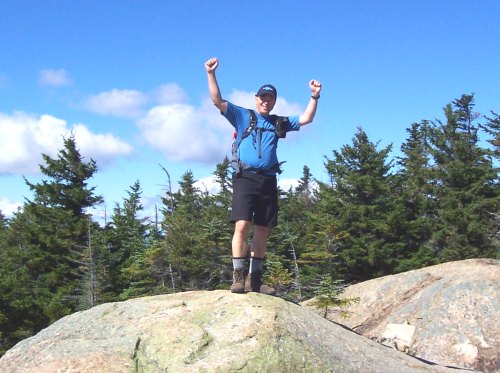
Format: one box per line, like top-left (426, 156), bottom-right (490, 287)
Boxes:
top-left (231, 269), bottom-right (246, 293)
top-left (245, 271), bottom-right (276, 296)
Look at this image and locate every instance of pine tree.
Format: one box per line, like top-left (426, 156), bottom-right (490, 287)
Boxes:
top-left (395, 121), bottom-right (438, 270)
top-left (197, 159), bottom-right (234, 289)
top-left (298, 180), bottom-right (348, 295)
top-left (101, 181), bottom-right (150, 300)
top-left (479, 111), bottom-right (500, 156)
top-left (295, 165), bottom-right (315, 208)
top-left (0, 136), bottom-right (102, 354)
top-left (310, 274), bottom-right (359, 318)
top-left (0, 211), bottom-right (6, 231)
top-left (271, 166), bottom-right (327, 300)
top-left (160, 171), bottom-right (207, 290)
top-left (479, 112), bottom-right (500, 255)
top-left (27, 136), bottom-right (102, 216)
top-left (137, 165), bottom-right (178, 295)
top-left (22, 135), bottom-right (103, 320)
top-left (0, 215), bottom-right (45, 355)
top-left (322, 127), bottom-right (404, 281)
top-left (428, 94), bottom-right (499, 259)
top-left (79, 215), bottom-right (107, 308)
top-left (213, 157), bottom-right (233, 195)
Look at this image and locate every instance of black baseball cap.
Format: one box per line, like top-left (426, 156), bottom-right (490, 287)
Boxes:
top-left (256, 84), bottom-right (277, 98)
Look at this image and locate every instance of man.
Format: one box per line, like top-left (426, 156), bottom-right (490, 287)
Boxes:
top-left (205, 57), bottom-right (322, 295)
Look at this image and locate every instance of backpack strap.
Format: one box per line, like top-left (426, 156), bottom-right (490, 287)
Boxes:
top-left (232, 110), bottom-right (256, 174)
top-left (238, 109), bottom-right (257, 147)
top-left (231, 109), bottom-right (286, 174)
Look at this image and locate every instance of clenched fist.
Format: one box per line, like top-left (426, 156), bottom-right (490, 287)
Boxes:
top-left (205, 57), bottom-right (219, 73)
top-left (309, 80), bottom-right (322, 96)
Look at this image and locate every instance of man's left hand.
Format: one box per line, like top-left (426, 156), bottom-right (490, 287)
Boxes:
top-left (309, 80), bottom-right (322, 96)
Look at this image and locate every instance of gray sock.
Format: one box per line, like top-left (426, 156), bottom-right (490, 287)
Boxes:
top-left (232, 257), bottom-right (246, 271)
top-left (249, 257), bottom-right (264, 274)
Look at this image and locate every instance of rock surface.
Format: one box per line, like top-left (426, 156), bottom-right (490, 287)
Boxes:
top-left (0, 289), bottom-right (476, 373)
top-left (303, 259), bottom-right (499, 373)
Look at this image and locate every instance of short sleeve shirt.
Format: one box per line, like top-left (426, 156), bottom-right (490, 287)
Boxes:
top-left (223, 101), bottom-right (300, 172)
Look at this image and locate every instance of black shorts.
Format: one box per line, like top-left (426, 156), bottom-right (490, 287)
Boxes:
top-left (231, 170), bottom-right (278, 227)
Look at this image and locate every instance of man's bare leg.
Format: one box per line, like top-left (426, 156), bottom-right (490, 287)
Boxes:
top-left (230, 220), bottom-right (251, 293)
top-left (232, 220), bottom-right (252, 257)
top-left (247, 225), bottom-right (276, 295)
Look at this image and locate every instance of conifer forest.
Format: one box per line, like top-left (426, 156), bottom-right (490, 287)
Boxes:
top-left (0, 94), bottom-right (498, 355)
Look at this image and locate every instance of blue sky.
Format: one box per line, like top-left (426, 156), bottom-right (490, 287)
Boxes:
top-left (1, 0), bottom-right (499, 221)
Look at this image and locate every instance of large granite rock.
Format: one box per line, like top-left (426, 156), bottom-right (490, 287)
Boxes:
top-left (0, 289), bottom-right (475, 373)
top-left (303, 259), bottom-right (499, 373)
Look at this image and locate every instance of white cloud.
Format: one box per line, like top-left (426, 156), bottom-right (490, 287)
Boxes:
top-left (72, 124), bottom-right (133, 166)
top-left (197, 97), bottom-right (231, 132)
top-left (84, 84), bottom-right (189, 118)
top-left (0, 198), bottom-right (22, 217)
top-left (0, 112), bottom-right (62, 174)
top-left (153, 83), bottom-right (188, 105)
top-left (138, 103), bottom-right (229, 164)
top-left (85, 89), bottom-right (148, 118)
top-left (0, 111), bottom-right (133, 175)
top-left (278, 178), bottom-right (300, 191)
top-left (195, 175), bottom-right (220, 194)
top-left (39, 68), bottom-right (72, 87)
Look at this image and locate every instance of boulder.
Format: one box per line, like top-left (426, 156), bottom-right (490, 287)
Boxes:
top-left (381, 322), bottom-right (416, 352)
top-left (303, 259), bottom-right (499, 373)
top-left (0, 290), bottom-right (474, 373)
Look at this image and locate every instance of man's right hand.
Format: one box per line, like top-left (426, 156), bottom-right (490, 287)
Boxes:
top-left (205, 57), bottom-right (226, 112)
top-left (205, 57), bottom-right (219, 73)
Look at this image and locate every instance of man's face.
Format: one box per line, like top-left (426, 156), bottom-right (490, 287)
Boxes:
top-left (255, 94), bottom-right (276, 115)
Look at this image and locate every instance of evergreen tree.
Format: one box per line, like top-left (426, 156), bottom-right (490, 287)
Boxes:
top-left (135, 166), bottom-right (179, 295)
top-left (79, 215), bottom-right (107, 308)
top-left (160, 171), bottom-right (207, 290)
top-left (0, 212), bottom-right (45, 355)
top-left (271, 166), bottom-right (325, 300)
top-left (480, 111), bottom-right (500, 157)
top-left (0, 211), bottom-right (6, 232)
top-left (213, 157), bottom-right (233, 195)
top-left (197, 159), bottom-right (234, 289)
top-left (479, 112), bottom-right (500, 255)
top-left (101, 181), bottom-right (150, 300)
top-left (395, 121), bottom-right (438, 270)
top-left (310, 274), bottom-right (359, 318)
top-left (428, 94), bottom-right (499, 259)
top-left (27, 136), bottom-right (102, 216)
top-left (0, 136), bottom-right (102, 354)
top-left (322, 127), bottom-right (404, 281)
top-left (298, 180), bottom-right (348, 294)
top-left (295, 165), bottom-right (315, 208)
top-left (22, 135), bottom-right (103, 320)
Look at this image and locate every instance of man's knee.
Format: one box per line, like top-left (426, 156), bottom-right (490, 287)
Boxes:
top-left (253, 225), bottom-right (271, 240)
top-left (234, 220), bottom-right (251, 236)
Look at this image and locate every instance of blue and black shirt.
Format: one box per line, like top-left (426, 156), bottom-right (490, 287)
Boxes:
top-left (223, 101), bottom-right (300, 175)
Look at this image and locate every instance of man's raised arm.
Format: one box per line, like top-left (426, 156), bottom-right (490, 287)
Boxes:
top-left (299, 79), bottom-right (322, 125)
top-left (205, 57), bottom-right (228, 113)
